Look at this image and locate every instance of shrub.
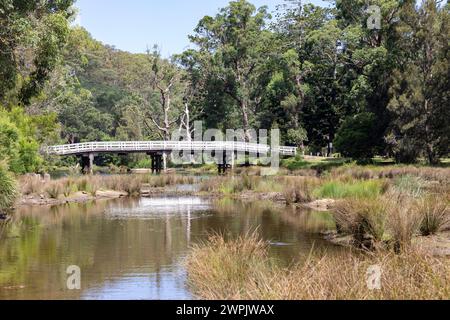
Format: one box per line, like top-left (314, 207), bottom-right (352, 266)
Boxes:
top-left (0, 162), bottom-right (18, 210)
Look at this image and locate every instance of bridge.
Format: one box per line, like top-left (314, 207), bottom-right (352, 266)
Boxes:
top-left (45, 141), bottom-right (297, 174)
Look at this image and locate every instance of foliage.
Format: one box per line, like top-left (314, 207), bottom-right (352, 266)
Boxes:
top-left (0, 107), bottom-right (58, 173)
top-left (0, 161), bottom-right (18, 211)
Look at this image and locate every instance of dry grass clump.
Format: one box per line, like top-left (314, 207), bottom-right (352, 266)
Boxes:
top-left (186, 232), bottom-right (271, 299)
top-left (332, 189), bottom-right (449, 253)
top-left (45, 182), bottom-right (63, 199)
top-left (385, 191), bottom-right (423, 252)
top-left (282, 177), bottom-right (319, 204)
top-left (19, 175), bottom-right (44, 195)
top-left (334, 198), bottom-right (388, 249)
top-left (186, 233), bottom-right (450, 300)
top-left (416, 195), bottom-right (450, 236)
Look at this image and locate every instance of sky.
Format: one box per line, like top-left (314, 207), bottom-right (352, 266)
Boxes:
top-left (75, 0), bottom-right (326, 57)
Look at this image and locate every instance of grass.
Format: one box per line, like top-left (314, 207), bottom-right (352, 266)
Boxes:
top-left (186, 232), bottom-right (450, 300)
top-left (282, 177), bottom-right (319, 204)
top-left (0, 162), bottom-right (18, 211)
top-left (313, 179), bottom-right (388, 199)
top-left (333, 198), bottom-right (388, 248)
top-left (416, 195), bottom-right (449, 236)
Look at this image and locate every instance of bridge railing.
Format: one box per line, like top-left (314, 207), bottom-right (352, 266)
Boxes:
top-left (45, 141), bottom-right (297, 156)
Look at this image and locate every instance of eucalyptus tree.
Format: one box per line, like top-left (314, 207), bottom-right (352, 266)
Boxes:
top-left (188, 0), bottom-right (273, 141)
top-left (0, 0), bottom-right (74, 106)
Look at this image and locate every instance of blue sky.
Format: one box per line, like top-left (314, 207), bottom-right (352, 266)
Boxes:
top-left (75, 0), bottom-right (326, 57)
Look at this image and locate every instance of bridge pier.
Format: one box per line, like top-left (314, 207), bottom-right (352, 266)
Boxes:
top-left (218, 151), bottom-right (232, 175)
top-left (81, 153), bottom-right (95, 175)
top-left (150, 153), bottom-right (163, 174)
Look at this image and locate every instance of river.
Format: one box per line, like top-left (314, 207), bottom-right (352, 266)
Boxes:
top-left (0, 195), bottom-right (336, 300)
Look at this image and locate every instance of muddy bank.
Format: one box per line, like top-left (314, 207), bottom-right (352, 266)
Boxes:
top-left (19, 190), bottom-right (129, 207)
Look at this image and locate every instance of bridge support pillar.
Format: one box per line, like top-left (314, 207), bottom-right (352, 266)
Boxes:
top-left (81, 153), bottom-right (95, 175)
top-left (151, 153), bottom-right (163, 174)
top-left (218, 151), bottom-right (231, 175)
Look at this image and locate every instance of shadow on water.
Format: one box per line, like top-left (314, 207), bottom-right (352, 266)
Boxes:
top-left (0, 196), bottom-right (338, 300)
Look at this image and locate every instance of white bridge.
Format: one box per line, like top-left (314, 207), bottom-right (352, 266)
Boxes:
top-left (45, 141), bottom-right (297, 157)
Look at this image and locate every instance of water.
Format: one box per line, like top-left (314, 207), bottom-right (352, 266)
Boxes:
top-left (0, 196), bottom-right (336, 300)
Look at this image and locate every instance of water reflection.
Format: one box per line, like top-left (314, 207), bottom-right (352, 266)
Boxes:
top-left (0, 197), bottom-right (336, 300)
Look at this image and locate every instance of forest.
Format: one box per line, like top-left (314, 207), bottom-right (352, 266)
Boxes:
top-left (0, 0), bottom-right (449, 177)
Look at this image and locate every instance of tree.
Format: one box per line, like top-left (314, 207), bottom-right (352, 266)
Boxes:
top-left (334, 112), bottom-right (379, 159)
top-left (387, 0), bottom-right (449, 164)
top-left (286, 128), bottom-right (308, 154)
top-left (188, 0), bottom-right (272, 141)
top-left (141, 48), bottom-right (184, 142)
top-left (0, 0), bottom-right (74, 105)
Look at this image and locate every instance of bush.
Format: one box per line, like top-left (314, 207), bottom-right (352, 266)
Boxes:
top-left (0, 162), bottom-right (18, 210)
top-left (281, 154), bottom-right (308, 171)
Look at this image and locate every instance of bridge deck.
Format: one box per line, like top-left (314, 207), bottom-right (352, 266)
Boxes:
top-left (45, 141), bottom-right (297, 157)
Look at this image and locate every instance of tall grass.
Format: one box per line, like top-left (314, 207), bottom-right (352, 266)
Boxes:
top-left (186, 232), bottom-right (271, 299)
top-left (0, 162), bottom-right (18, 211)
top-left (282, 177), bottom-right (319, 204)
top-left (385, 192), bottom-right (423, 252)
top-left (186, 233), bottom-right (450, 300)
top-left (416, 196), bottom-right (449, 236)
top-left (314, 179), bottom-right (388, 199)
top-left (333, 198), bottom-right (388, 249)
